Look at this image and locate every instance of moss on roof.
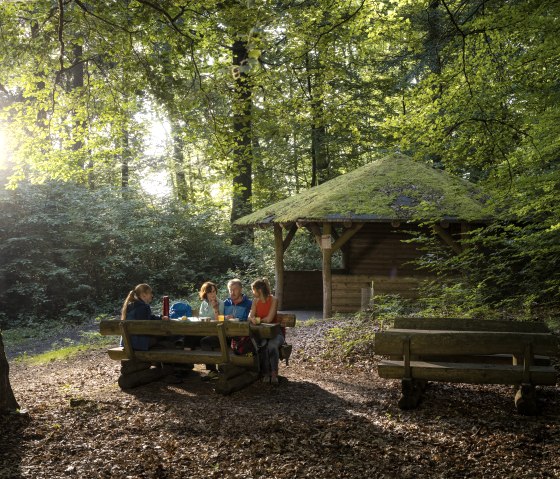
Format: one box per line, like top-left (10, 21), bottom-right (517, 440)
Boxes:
top-left (235, 153), bottom-right (493, 226)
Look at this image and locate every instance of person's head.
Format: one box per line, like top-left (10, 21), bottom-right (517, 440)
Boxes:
top-left (199, 281), bottom-right (218, 301)
top-left (227, 278), bottom-right (243, 301)
top-left (121, 284), bottom-right (153, 320)
top-left (251, 278), bottom-right (271, 300)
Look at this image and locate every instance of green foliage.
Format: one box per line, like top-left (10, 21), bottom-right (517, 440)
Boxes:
top-left (0, 181), bottom-right (238, 328)
top-left (1, 0), bottom-right (559, 323)
top-left (324, 314), bottom-right (378, 361)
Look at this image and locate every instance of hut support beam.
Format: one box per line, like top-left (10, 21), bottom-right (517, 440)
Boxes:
top-left (433, 224), bottom-right (462, 254)
top-left (322, 223), bottom-right (332, 318)
top-left (283, 223), bottom-right (297, 252)
top-left (274, 224), bottom-right (285, 309)
top-left (331, 223), bottom-right (364, 253)
top-left (274, 223), bottom-right (299, 310)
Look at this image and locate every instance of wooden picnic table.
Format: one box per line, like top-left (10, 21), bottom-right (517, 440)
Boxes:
top-left (99, 313), bottom-right (296, 394)
top-left (375, 318), bottom-right (558, 415)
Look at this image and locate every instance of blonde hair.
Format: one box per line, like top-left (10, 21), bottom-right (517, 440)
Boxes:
top-left (121, 283), bottom-right (152, 320)
top-left (199, 281), bottom-right (218, 300)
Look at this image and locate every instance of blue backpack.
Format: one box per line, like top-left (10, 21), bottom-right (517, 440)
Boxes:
top-left (169, 302), bottom-right (192, 319)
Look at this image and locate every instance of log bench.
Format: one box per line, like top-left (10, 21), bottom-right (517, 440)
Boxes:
top-left (99, 313), bottom-right (296, 393)
top-left (375, 318), bottom-right (558, 415)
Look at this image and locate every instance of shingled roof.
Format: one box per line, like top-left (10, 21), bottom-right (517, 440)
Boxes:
top-left (235, 153), bottom-right (493, 226)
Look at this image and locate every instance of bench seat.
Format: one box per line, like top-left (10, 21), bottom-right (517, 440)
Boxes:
top-left (378, 359), bottom-right (557, 386)
top-left (107, 346), bottom-right (254, 367)
top-left (375, 317), bottom-right (558, 414)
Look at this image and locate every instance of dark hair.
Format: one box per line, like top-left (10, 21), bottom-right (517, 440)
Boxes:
top-left (251, 278), bottom-right (271, 297)
top-left (199, 281), bottom-right (218, 301)
top-left (121, 283), bottom-right (152, 320)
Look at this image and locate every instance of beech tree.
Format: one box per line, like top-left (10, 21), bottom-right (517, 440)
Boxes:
top-left (0, 332), bottom-right (19, 414)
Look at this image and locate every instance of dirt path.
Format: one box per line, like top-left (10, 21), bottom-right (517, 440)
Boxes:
top-left (2, 321), bottom-right (559, 478)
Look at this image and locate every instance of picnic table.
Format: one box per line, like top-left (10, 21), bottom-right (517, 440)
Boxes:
top-left (376, 318), bottom-right (558, 415)
top-left (99, 313), bottom-right (296, 394)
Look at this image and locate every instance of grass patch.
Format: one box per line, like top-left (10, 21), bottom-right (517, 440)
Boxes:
top-left (19, 344), bottom-right (89, 364)
top-left (11, 331), bottom-right (115, 364)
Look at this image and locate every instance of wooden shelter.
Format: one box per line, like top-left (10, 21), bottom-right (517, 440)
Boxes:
top-left (234, 154), bottom-right (492, 318)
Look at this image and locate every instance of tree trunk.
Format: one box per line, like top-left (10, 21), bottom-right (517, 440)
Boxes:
top-left (121, 129), bottom-right (130, 192)
top-left (0, 332), bottom-right (20, 414)
top-left (306, 52), bottom-right (329, 186)
top-left (171, 120), bottom-right (189, 202)
top-left (230, 39), bottom-right (254, 245)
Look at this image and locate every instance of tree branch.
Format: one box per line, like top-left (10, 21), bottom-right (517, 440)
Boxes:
top-left (135, 0), bottom-right (197, 44)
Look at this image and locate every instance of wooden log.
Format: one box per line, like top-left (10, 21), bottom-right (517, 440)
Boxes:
top-left (378, 360), bottom-right (557, 386)
top-left (118, 367), bottom-right (166, 389)
top-left (274, 223), bottom-right (285, 310)
top-left (214, 371), bottom-right (259, 395)
top-left (515, 384), bottom-right (538, 416)
top-left (375, 330), bottom-right (558, 356)
top-left (219, 364), bottom-right (249, 381)
top-left (397, 378), bottom-right (423, 410)
top-left (322, 223), bottom-right (333, 319)
top-left (392, 318), bottom-right (550, 333)
top-left (120, 359), bottom-right (152, 375)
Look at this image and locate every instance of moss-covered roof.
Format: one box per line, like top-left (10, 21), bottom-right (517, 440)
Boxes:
top-left (235, 153), bottom-right (493, 226)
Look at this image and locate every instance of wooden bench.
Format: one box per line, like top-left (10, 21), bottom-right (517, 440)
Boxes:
top-left (99, 313), bottom-right (296, 393)
top-left (375, 318), bottom-right (558, 415)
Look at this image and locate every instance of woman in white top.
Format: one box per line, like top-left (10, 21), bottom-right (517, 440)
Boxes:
top-left (198, 281), bottom-right (224, 319)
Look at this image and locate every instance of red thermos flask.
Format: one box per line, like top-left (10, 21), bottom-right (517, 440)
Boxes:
top-left (162, 296), bottom-right (169, 317)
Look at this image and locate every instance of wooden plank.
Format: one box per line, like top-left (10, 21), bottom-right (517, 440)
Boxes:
top-left (331, 223), bottom-right (364, 253)
top-left (107, 347), bottom-right (254, 367)
top-left (119, 321), bottom-right (135, 360)
top-left (392, 318), bottom-right (550, 333)
top-left (99, 320), bottom-right (279, 339)
top-left (276, 313), bottom-right (296, 328)
top-left (322, 222), bottom-right (332, 319)
top-left (216, 322), bottom-right (229, 364)
top-left (378, 360), bottom-right (557, 386)
top-left (375, 330), bottom-right (558, 356)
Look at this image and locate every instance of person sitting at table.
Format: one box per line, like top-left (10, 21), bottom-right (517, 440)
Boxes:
top-left (120, 283), bottom-right (169, 351)
top-left (248, 278), bottom-right (282, 385)
top-left (198, 281), bottom-right (224, 320)
top-left (200, 278), bottom-right (252, 381)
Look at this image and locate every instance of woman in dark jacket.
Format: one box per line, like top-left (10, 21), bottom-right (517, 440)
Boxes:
top-left (120, 283), bottom-right (168, 351)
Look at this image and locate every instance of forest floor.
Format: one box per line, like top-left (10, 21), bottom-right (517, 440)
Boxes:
top-left (2, 318), bottom-right (559, 479)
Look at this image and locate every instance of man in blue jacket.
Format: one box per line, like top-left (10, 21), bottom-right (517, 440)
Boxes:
top-left (200, 278), bottom-right (252, 380)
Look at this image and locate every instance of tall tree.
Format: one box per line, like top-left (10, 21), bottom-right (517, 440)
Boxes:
top-left (0, 332), bottom-right (19, 414)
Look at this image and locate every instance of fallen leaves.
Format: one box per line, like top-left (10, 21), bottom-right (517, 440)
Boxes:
top-left (1, 319), bottom-right (559, 478)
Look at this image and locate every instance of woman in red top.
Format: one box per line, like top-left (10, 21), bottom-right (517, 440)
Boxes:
top-left (248, 278), bottom-right (282, 384)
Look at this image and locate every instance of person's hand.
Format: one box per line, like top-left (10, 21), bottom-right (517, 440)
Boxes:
top-left (225, 314), bottom-right (233, 320)
top-left (162, 316), bottom-right (170, 321)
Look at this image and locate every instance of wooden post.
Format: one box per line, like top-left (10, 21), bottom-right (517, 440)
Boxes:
top-left (322, 223), bottom-right (332, 319)
top-left (274, 223), bottom-right (284, 310)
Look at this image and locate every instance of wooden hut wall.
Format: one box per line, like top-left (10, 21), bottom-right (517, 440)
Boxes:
top-left (281, 222), bottom-right (461, 312)
top-left (281, 271), bottom-right (323, 310)
top-left (347, 223), bottom-right (426, 277)
top-left (331, 223), bottom-right (429, 312)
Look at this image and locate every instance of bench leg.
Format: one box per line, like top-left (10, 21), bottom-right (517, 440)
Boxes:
top-left (398, 378), bottom-right (423, 410)
top-left (515, 383), bottom-right (538, 416)
top-left (117, 360), bottom-right (175, 389)
top-left (214, 370), bottom-right (259, 395)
